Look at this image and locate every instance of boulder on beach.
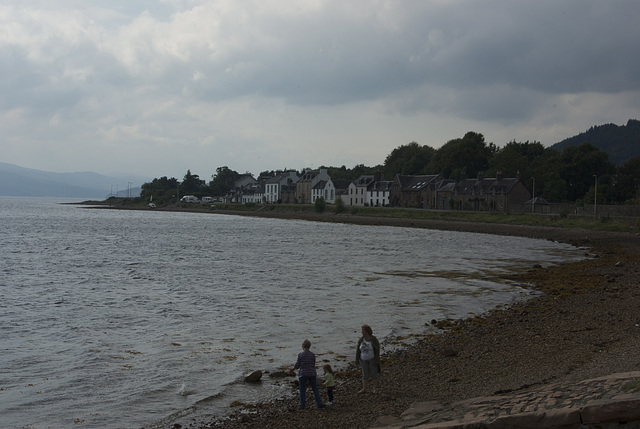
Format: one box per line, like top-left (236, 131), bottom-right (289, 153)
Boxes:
top-left (244, 370), bottom-right (263, 383)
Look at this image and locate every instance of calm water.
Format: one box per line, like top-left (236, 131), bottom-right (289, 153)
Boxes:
top-left (0, 197), bottom-right (585, 428)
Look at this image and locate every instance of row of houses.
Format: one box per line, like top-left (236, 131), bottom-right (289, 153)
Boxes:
top-left (224, 168), bottom-right (534, 212)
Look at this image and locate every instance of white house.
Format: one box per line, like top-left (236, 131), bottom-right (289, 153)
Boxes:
top-left (227, 174), bottom-right (258, 203)
top-left (346, 175), bottom-right (375, 206)
top-left (311, 179), bottom-right (337, 203)
top-left (240, 182), bottom-right (263, 204)
top-left (265, 171), bottom-right (299, 203)
top-left (367, 180), bottom-right (392, 207)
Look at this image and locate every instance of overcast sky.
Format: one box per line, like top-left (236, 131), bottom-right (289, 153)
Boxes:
top-left (2, 0), bottom-right (639, 181)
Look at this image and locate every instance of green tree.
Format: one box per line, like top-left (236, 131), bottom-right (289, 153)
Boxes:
top-left (140, 176), bottom-right (179, 206)
top-left (613, 156), bottom-right (640, 203)
top-left (314, 197), bottom-right (326, 213)
top-left (321, 164), bottom-right (384, 180)
top-left (209, 166), bottom-right (240, 195)
top-left (488, 140), bottom-right (545, 178)
top-left (558, 143), bottom-right (615, 202)
top-left (384, 142), bottom-right (435, 179)
top-left (181, 170), bottom-right (205, 195)
top-left (428, 132), bottom-right (493, 180)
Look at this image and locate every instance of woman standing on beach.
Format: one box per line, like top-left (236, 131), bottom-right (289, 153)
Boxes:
top-left (291, 339), bottom-right (325, 409)
top-left (355, 324), bottom-right (380, 394)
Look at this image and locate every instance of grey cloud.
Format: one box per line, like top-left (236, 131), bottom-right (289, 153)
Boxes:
top-left (2, 0), bottom-right (640, 178)
top-left (179, 0), bottom-right (640, 120)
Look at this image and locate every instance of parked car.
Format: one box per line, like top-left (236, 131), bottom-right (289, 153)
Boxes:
top-left (180, 195), bottom-right (200, 203)
top-left (202, 196), bottom-right (215, 203)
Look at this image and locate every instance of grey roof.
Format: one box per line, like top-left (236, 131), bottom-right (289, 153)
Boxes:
top-left (372, 181), bottom-right (392, 191)
top-left (397, 174), bottom-right (440, 191)
top-left (299, 170), bottom-right (319, 182)
top-left (266, 171), bottom-right (299, 185)
top-left (313, 180), bottom-right (327, 190)
top-left (435, 179), bottom-right (457, 193)
top-left (525, 197), bottom-right (550, 205)
top-left (354, 175), bottom-right (375, 186)
top-left (331, 179), bottom-right (352, 191)
top-left (456, 176), bottom-right (521, 195)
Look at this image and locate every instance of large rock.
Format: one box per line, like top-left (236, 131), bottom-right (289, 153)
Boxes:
top-left (580, 397), bottom-right (640, 424)
top-left (244, 370), bottom-right (263, 383)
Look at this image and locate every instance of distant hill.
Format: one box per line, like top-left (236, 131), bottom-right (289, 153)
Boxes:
top-left (550, 119), bottom-right (640, 166)
top-left (0, 162), bottom-right (143, 198)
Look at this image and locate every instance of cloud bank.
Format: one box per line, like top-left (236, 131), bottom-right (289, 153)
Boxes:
top-left (2, 0), bottom-right (639, 179)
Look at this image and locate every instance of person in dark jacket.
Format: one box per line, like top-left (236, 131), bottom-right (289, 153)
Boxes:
top-left (291, 339), bottom-right (325, 409)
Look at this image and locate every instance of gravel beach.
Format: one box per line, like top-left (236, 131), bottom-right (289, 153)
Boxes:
top-left (153, 211), bottom-right (640, 429)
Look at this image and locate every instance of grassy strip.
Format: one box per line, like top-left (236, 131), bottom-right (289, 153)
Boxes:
top-left (91, 198), bottom-right (640, 233)
top-left (208, 202), bottom-right (639, 233)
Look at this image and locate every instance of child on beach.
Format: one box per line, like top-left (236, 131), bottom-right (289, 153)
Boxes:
top-left (322, 364), bottom-right (336, 405)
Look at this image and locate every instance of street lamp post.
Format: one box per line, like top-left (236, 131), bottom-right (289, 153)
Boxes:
top-left (531, 177), bottom-right (535, 213)
top-left (593, 175), bottom-right (598, 218)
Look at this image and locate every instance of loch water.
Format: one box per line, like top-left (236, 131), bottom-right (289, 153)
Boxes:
top-left (0, 197), bottom-right (586, 428)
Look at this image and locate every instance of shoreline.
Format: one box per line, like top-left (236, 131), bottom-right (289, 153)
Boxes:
top-left (91, 205), bottom-right (640, 428)
top-left (160, 210), bottom-right (639, 429)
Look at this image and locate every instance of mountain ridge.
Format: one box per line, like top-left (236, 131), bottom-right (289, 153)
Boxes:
top-left (0, 162), bottom-right (144, 198)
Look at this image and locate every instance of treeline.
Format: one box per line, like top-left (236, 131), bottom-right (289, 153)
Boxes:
top-left (141, 131), bottom-right (640, 207)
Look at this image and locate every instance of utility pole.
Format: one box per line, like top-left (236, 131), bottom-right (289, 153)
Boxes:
top-left (531, 177), bottom-right (535, 213)
top-left (593, 175), bottom-right (598, 218)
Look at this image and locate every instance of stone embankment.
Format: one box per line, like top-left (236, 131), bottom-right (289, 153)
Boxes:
top-left (374, 372), bottom-right (640, 429)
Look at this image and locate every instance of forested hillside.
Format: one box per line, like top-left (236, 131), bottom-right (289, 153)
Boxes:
top-left (551, 119), bottom-right (640, 166)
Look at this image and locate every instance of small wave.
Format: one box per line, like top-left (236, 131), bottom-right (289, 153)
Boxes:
top-left (177, 383), bottom-right (194, 396)
top-left (194, 391), bottom-right (224, 405)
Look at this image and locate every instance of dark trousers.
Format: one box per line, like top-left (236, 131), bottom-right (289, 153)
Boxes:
top-left (298, 376), bottom-right (323, 408)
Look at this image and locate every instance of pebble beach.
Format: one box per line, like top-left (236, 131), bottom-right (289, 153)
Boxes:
top-left (147, 211), bottom-right (640, 429)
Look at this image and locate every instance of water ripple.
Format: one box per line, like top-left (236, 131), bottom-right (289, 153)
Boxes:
top-left (0, 197), bottom-right (586, 428)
